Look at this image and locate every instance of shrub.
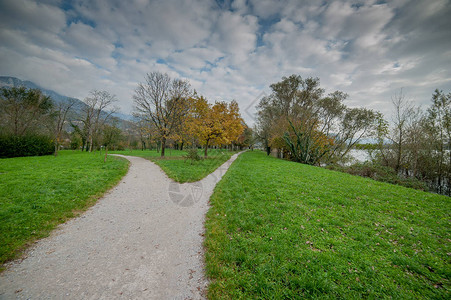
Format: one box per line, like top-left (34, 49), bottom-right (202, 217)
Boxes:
top-left (184, 148), bottom-right (201, 163)
top-left (327, 162), bottom-right (428, 191)
top-left (0, 134), bottom-right (54, 158)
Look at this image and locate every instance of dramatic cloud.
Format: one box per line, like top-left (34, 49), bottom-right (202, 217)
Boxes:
top-left (0, 0), bottom-right (450, 123)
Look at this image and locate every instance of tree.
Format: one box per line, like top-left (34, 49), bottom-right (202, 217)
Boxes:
top-left (223, 100), bottom-right (245, 150)
top-left (133, 72), bottom-right (191, 157)
top-left (284, 119), bottom-right (332, 165)
top-left (329, 108), bottom-right (382, 162)
top-left (255, 74), bottom-right (383, 165)
top-left (255, 76), bottom-right (325, 158)
top-left (317, 91), bottom-right (347, 137)
top-left (425, 89), bottom-right (451, 194)
top-left (255, 96), bottom-right (277, 155)
top-left (50, 99), bottom-right (75, 156)
top-left (82, 90), bottom-right (118, 152)
top-left (403, 106), bottom-right (425, 177)
top-left (390, 91), bottom-right (414, 172)
top-left (102, 123), bottom-right (122, 162)
top-left (374, 91), bottom-right (425, 176)
top-left (236, 124), bottom-right (254, 150)
top-left (368, 89), bottom-right (451, 195)
top-left (0, 86), bottom-right (53, 136)
top-left (186, 96), bottom-right (244, 157)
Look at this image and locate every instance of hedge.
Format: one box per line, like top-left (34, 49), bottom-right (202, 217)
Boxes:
top-left (0, 134), bottom-right (54, 158)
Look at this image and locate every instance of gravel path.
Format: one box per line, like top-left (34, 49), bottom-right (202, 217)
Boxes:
top-left (0, 152), bottom-right (241, 299)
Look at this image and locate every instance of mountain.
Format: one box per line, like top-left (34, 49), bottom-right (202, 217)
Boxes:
top-left (0, 76), bottom-right (133, 121)
top-left (0, 76), bottom-right (87, 111)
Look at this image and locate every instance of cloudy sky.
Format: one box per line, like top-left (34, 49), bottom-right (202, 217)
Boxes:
top-left (1, 0), bottom-right (450, 123)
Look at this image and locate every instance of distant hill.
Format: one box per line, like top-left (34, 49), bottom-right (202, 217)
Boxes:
top-left (0, 76), bottom-right (133, 121)
top-left (0, 76), bottom-right (87, 111)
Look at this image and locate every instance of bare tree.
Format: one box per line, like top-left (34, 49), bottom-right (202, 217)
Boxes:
top-left (330, 108), bottom-right (382, 162)
top-left (51, 99), bottom-right (75, 156)
top-left (133, 72), bottom-right (191, 157)
top-left (82, 90), bottom-right (118, 152)
top-left (102, 122), bottom-right (122, 162)
top-left (425, 89), bottom-right (451, 194)
top-left (317, 91), bottom-right (347, 138)
top-left (404, 106), bottom-right (424, 177)
top-left (389, 90), bottom-right (415, 173)
top-left (0, 86), bottom-right (53, 136)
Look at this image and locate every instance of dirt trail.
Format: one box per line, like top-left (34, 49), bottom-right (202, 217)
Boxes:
top-left (0, 152), bottom-right (241, 299)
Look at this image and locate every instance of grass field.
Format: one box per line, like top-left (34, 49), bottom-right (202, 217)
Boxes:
top-left (111, 148), bottom-right (236, 182)
top-left (205, 151), bottom-right (450, 299)
top-left (0, 151), bottom-right (129, 267)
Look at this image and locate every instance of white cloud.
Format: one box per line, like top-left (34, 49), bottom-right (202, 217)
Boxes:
top-left (0, 0), bottom-right (66, 33)
top-left (0, 0), bottom-right (449, 123)
top-left (210, 11), bottom-right (258, 64)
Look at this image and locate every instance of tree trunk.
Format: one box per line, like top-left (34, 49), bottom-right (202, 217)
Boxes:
top-left (204, 140), bottom-right (209, 158)
top-left (395, 130), bottom-right (402, 173)
top-left (161, 137), bottom-right (166, 157)
top-left (54, 141), bottom-right (58, 157)
top-left (104, 145), bottom-right (108, 163)
top-left (89, 136), bottom-right (93, 152)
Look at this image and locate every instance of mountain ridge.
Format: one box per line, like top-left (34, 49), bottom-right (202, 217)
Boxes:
top-left (0, 76), bottom-right (132, 121)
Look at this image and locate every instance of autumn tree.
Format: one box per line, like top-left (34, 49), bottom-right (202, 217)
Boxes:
top-left (133, 72), bottom-right (191, 157)
top-left (186, 96), bottom-right (244, 157)
top-left (256, 75), bottom-right (381, 165)
top-left (283, 119), bottom-right (333, 165)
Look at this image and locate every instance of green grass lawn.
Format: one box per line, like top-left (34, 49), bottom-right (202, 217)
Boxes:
top-left (0, 151), bottom-right (129, 267)
top-left (111, 148), bottom-right (237, 182)
top-left (109, 148), bottom-right (188, 158)
top-left (205, 151), bottom-right (450, 299)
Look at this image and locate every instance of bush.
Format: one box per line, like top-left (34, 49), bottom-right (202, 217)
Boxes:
top-left (327, 162), bottom-right (428, 191)
top-left (0, 134), bottom-right (54, 158)
top-left (184, 148), bottom-right (201, 163)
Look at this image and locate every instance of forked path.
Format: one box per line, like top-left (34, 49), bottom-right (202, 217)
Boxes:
top-left (0, 152), bottom-right (242, 299)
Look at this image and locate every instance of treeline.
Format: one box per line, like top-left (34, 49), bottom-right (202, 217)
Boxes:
top-left (0, 86), bottom-right (122, 159)
top-left (133, 72), bottom-right (248, 157)
top-left (255, 75), bottom-right (382, 164)
top-left (255, 74), bottom-right (450, 196)
top-left (0, 72), bottom-right (250, 159)
top-left (1, 87), bottom-right (57, 157)
top-left (371, 90), bottom-right (451, 195)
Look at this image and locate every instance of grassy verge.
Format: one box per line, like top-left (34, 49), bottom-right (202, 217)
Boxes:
top-left (109, 148), bottom-right (188, 158)
top-left (111, 148), bottom-right (237, 183)
top-left (205, 151), bottom-right (450, 299)
top-left (0, 151), bottom-right (129, 267)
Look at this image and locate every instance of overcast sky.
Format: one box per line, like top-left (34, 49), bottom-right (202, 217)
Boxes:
top-left (1, 0), bottom-right (450, 124)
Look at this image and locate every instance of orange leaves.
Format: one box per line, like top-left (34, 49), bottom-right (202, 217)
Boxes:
top-left (185, 96), bottom-right (244, 150)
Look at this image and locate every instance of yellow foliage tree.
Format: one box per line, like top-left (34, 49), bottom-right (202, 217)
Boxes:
top-left (186, 96), bottom-right (244, 157)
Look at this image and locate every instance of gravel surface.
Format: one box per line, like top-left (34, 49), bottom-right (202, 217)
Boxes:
top-left (0, 152), bottom-right (241, 299)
